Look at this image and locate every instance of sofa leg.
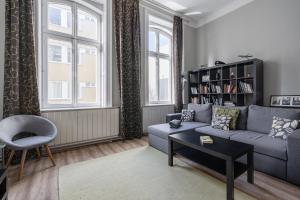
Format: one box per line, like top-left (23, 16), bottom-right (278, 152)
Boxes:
top-left (44, 144), bottom-right (56, 166)
top-left (36, 147), bottom-right (41, 160)
top-left (18, 150), bottom-right (27, 181)
top-left (6, 150), bottom-right (15, 168)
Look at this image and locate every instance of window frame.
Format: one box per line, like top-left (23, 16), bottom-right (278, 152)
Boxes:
top-left (41, 0), bottom-right (104, 109)
top-left (145, 13), bottom-right (174, 105)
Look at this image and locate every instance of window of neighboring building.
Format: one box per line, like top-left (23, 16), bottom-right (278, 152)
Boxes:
top-left (147, 14), bottom-right (173, 105)
top-left (42, 0), bottom-right (103, 108)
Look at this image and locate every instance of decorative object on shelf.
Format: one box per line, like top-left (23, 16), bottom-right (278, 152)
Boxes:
top-left (215, 70), bottom-right (221, 80)
top-left (200, 64), bottom-right (208, 68)
top-left (247, 72), bottom-right (252, 78)
top-left (238, 54), bottom-right (253, 60)
top-left (230, 72), bottom-right (235, 79)
top-left (270, 95), bottom-right (300, 108)
top-left (215, 60), bottom-right (226, 66)
top-left (202, 75), bottom-right (210, 82)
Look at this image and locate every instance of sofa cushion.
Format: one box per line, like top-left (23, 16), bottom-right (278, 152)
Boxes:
top-left (269, 116), bottom-right (299, 140)
top-left (247, 105), bottom-right (300, 134)
top-left (215, 107), bottom-right (240, 129)
top-left (187, 103), bottom-right (212, 124)
top-left (148, 122), bottom-right (209, 140)
top-left (230, 131), bottom-right (287, 160)
top-left (211, 115), bottom-right (232, 131)
top-left (213, 106), bottom-right (248, 130)
top-left (195, 126), bottom-right (240, 139)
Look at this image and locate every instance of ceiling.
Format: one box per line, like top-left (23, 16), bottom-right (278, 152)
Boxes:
top-left (149, 0), bottom-right (253, 27)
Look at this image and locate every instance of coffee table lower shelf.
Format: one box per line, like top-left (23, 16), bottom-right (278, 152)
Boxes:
top-left (175, 147), bottom-right (248, 179)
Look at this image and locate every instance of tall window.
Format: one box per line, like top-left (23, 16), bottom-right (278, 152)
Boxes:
top-left (42, 0), bottom-right (103, 108)
top-left (147, 15), bottom-right (173, 104)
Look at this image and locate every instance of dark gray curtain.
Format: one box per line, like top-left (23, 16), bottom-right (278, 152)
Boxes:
top-left (113, 0), bottom-right (143, 139)
top-left (4, 0), bottom-right (40, 118)
top-left (173, 16), bottom-right (183, 113)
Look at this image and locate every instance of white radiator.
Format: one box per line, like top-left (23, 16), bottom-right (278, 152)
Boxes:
top-left (42, 108), bottom-right (119, 147)
top-left (42, 105), bottom-right (174, 148)
top-left (142, 105), bottom-right (174, 133)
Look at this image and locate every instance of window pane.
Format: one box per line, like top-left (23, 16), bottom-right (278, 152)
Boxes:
top-left (159, 33), bottom-right (171, 55)
top-left (47, 39), bottom-right (72, 104)
top-left (148, 31), bottom-right (156, 52)
top-left (77, 44), bottom-right (98, 104)
top-left (77, 9), bottom-right (98, 40)
top-left (148, 56), bottom-right (157, 102)
top-left (159, 58), bottom-right (171, 101)
top-left (48, 3), bottom-right (72, 34)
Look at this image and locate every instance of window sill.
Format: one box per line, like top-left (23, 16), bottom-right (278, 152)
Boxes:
top-left (144, 104), bottom-right (175, 107)
top-left (41, 106), bottom-right (119, 112)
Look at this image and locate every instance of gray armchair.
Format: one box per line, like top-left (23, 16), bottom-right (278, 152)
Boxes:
top-left (0, 115), bottom-right (57, 180)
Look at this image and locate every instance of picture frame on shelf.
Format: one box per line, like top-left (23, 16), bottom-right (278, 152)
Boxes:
top-left (270, 95), bottom-right (300, 108)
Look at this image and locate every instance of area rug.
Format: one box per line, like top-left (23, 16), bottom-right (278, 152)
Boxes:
top-left (59, 147), bottom-right (255, 200)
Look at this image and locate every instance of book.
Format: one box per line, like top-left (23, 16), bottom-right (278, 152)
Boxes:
top-left (200, 136), bottom-right (213, 144)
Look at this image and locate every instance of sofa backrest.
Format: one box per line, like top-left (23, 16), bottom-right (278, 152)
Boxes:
top-left (212, 105), bottom-right (248, 130)
top-left (188, 103), bottom-right (212, 124)
top-left (247, 105), bottom-right (300, 134)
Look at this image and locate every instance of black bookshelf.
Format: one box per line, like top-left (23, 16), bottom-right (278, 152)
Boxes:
top-left (188, 59), bottom-right (263, 106)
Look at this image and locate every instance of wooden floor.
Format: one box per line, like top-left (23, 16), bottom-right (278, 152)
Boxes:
top-left (7, 137), bottom-right (300, 200)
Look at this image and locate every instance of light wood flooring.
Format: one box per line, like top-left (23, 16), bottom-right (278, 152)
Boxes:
top-left (7, 137), bottom-right (300, 200)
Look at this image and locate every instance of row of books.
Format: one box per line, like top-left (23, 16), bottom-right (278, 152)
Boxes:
top-left (211, 96), bottom-right (222, 105)
top-left (191, 97), bottom-right (199, 104)
top-left (210, 85), bottom-right (222, 94)
top-left (199, 84), bottom-right (209, 94)
top-left (223, 84), bottom-right (237, 94)
top-left (239, 82), bottom-right (253, 93)
top-left (191, 87), bottom-right (198, 95)
top-left (201, 96), bottom-right (210, 104)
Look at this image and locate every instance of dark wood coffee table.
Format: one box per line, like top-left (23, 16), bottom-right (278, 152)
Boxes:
top-left (168, 130), bottom-right (254, 200)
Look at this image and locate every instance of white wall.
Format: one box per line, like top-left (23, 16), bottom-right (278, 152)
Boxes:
top-left (196, 0), bottom-right (300, 105)
top-left (0, 0), bottom-right (5, 119)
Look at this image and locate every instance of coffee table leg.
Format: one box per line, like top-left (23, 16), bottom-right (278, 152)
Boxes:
top-left (226, 159), bottom-right (234, 200)
top-left (247, 150), bottom-right (254, 184)
top-left (168, 138), bottom-right (173, 166)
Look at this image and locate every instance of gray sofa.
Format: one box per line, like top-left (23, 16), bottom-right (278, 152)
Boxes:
top-left (147, 104), bottom-right (300, 186)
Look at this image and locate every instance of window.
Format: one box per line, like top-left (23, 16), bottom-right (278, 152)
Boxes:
top-left (147, 15), bottom-right (173, 104)
top-left (42, 0), bottom-right (103, 108)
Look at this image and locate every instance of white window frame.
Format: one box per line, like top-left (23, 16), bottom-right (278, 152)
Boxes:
top-left (145, 12), bottom-right (174, 105)
top-left (41, 0), bottom-right (105, 109)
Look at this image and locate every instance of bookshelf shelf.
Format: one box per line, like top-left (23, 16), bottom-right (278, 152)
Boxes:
top-left (188, 59), bottom-right (263, 106)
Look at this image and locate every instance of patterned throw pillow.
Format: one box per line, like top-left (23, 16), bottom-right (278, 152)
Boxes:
top-left (181, 110), bottom-right (194, 122)
top-left (214, 107), bottom-right (240, 130)
top-left (211, 115), bottom-right (232, 131)
top-left (269, 116), bottom-right (299, 140)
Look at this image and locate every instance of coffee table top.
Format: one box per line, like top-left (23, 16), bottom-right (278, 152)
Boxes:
top-left (169, 130), bottom-right (253, 160)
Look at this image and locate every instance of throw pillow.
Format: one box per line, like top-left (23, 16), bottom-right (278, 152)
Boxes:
top-left (211, 115), bottom-right (232, 131)
top-left (268, 116), bottom-right (299, 140)
top-left (214, 107), bottom-right (240, 130)
top-left (181, 110), bottom-right (194, 122)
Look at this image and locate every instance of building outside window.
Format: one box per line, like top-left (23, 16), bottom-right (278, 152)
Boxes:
top-left (41, 0), bottom-right (104, 108)
top-left (147, 14), bottom-right (173, 105)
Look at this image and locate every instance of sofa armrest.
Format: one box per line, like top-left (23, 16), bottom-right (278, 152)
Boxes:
top-left (166, 113), bottom-right (182, 123)
top-left (287, 129), bottom-right (300, 185)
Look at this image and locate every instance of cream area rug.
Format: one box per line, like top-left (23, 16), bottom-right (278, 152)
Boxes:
top-left (59, 147), bottom-right (255, 200)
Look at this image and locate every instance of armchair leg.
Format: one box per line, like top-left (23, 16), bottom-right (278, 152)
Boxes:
top-left (18, 150), bottom-right (27, 181)
top-left (6, 150), bottom-right (15, 168)
top-left (44, 144), bottom-right (56, 166)
top-left (36, 147), bottom-right (41, 160)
